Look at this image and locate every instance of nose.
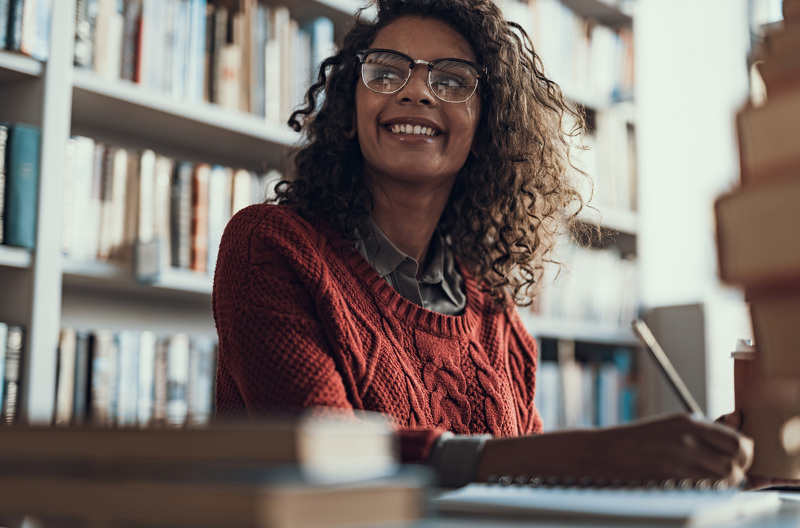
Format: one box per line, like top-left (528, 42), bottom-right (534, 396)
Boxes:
top-left (395, 66), bottom-right (436, 105)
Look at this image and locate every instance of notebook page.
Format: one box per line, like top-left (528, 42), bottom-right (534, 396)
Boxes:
top-left (434, 484), bottom-right (782, 525)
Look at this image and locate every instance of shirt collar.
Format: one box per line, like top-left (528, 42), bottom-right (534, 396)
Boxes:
top-left (355, 218), bottom-right (460, 304)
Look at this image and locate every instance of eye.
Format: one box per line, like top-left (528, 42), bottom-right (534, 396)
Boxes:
top-left (431, 74), bottom-right (468, 89)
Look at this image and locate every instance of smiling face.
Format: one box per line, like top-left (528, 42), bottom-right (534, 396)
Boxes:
top-left (354, 16), bottom-right (482, 192)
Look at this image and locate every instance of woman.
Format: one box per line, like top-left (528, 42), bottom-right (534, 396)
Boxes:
top-left (213, 0), bottom-right (752, 488)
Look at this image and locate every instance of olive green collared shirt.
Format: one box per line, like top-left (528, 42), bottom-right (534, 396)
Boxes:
top-left (354, 218), bottom-right (466, 316)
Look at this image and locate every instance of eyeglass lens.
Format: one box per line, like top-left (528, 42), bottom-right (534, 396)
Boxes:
top-left (361, 51), bottom-right (479, 103)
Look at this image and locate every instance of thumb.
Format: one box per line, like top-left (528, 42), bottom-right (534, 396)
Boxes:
top-left (716, 410), bottom-right (743, 431)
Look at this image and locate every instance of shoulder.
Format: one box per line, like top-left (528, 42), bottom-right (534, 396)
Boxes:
top-left (221, 203), bottom-right (350, 269)
top-left (224, 204), bottom-right (322, 251)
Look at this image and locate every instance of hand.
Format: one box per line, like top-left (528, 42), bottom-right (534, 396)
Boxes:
top-left (477, 414), bottom-right (753, 487)
top-left (717, 410), bottom-right (800, 490)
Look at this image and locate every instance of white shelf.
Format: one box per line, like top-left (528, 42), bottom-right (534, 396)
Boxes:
top-left (71, 71), bottom-right (300, 171)
top-left (560, 0), bottom-right (633, 28)
top-left (62, 258), bottom-right (212, 297)
top-left (0, 51), bottom-right (43, 84)
top-left (283, 0), bottom-right (365, 27)
top-left (519, 311), bottom-right (639, 346)
top-left (0, 246), bottom-right (32, 268)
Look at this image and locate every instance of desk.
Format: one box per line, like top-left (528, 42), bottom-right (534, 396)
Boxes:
top-left (420, 493), bottom-right (800, 527)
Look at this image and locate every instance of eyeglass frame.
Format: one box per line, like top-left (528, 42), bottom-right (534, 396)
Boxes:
top-left (356, 48), bottom-right (488, 103)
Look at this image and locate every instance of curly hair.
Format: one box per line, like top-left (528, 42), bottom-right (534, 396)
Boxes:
top-left (276, 0), bottom-right (588, 307)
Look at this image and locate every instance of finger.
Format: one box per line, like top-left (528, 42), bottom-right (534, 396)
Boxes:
top-left (691, 422), bottom-right (746, 456)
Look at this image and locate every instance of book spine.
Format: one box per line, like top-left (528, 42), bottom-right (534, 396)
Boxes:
top-left (152, 336), bottom-right (168, 427)
top-left (4, 124), bottom-right (41, 249)
top-left (89, 330), bottom-right (117, 427)
top-left (115, 330), bottom-right (139, 427)
top-left (19, 0), bottom-right (37, 56)
top-left (187, 336), bottom-right (216, 426)
top-left (190, 164), bottom-right (209, 273)
top-left (170, 161), bottom-right (192, 269)
top-left (54, 328), bottom-right (77, 426)
top-left (2, 326), bottom-right (23, 426)
top-left (120, 0), bottom-right (142, 81)
top-left (60, 138), bottom-right (77, 254)
top-left (71, 329), bottom-right (91, 425)
top-left (0, 123), bottom-right (8, 245)
top-left (96, 146), bottom-right (115, 260)
top-left (0, 323), bottom-right (8, 411)
top-left (6, 0), bottom-right (24, 51)
top-left (166, 334), bottom-right (190, 427)
top-left (0, 0), bottom-right (10, 48)
top-left (137, 330), bottom-right (156, 428)
top-left (203, 2), bottom-right (214, 102)
top-left (32, 0), bottom-right (51, 61)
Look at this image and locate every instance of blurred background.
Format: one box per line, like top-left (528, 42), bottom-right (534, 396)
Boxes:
top-left (0, 0), bottom-right (787, 432)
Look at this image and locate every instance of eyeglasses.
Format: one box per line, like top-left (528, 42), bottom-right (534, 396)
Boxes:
top-left (356, 48), bottom-right (487, 104)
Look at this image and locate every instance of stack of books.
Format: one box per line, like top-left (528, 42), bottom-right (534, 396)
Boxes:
top-left (0, 412), bottom-right (426, 527)
top-left (713, 0), bottom-right (800, 480)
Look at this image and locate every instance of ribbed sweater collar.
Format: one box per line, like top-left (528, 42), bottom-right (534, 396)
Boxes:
top-left (312, 213), bottom-right (485, 338)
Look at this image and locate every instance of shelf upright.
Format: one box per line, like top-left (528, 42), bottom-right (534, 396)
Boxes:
top-left (23, 0), bottom-right (77, 425)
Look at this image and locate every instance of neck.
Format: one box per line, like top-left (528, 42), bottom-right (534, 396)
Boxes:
top-left (369, 177), bottom-right (454, 267)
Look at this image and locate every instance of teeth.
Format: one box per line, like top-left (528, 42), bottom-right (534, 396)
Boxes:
top-left (388, 124), bottom-right (438, 136)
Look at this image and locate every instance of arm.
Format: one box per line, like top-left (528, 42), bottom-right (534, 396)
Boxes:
top-left (477, 413), bottom-right (753, 486)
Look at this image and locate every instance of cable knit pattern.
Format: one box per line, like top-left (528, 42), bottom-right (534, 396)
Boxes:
top-left (213, 204), bottom-right (543, 463)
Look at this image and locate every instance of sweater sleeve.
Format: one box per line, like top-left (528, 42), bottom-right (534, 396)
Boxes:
top-left (212, 206), bottom-right (445, 462)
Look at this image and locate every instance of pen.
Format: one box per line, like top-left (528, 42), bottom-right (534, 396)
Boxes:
top-left (631, 320), bottom-right (706, 419)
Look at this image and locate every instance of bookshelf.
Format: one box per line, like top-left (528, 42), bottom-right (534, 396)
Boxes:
top-left (0, 0), bottom-right (643, 427)
top-left (495, 0), bottom-right (641, 428)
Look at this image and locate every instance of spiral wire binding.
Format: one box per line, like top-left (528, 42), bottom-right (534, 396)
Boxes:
top-left (486, 474), bottom-right (730, 491)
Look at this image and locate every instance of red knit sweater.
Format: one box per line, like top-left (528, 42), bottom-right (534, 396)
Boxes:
top-left (213, 204), bottom-right (543, 462)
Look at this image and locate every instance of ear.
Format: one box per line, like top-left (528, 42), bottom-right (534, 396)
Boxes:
top-left (347, 109), bottom-right (358, 139)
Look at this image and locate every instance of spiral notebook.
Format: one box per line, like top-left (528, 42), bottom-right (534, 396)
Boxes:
top-left (434, 482), bottom-right (782, 526)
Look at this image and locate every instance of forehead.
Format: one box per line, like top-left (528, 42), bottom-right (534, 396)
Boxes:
top-left (370, 16), bottom-right (477, 62)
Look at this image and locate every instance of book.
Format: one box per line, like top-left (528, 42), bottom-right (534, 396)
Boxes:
top-left (190, 162), bottom-right (210, 273)
top-left (186, 335), bottom-right (215, 427)
top-left (32, 0), bottom-right (51, 61)
top-left (120, 0), bottom-right (142, 81)
top-left (66, 136), bottom-right (97, 260)
top-left (88, 329), bottom-right (119, 427)
top-left (54, 328), bottom-right (78, 426)
top-left (747, 289), bottom-right (800, 378)
top-left (71, 329), bottom-right (92, 425)
top-left (115, 330), bottom-right (140, 427)
top-left (136, 330), bottom-right (156, 427)
top-left (93, 0), bottom-right (124, 79)
top-left (0, 0), bottom-right (9, 48)
top-left (2, 325), bottom-right (23, 425)
top-left (0, 122), bottom-right (8, 245)
top-left (6, 0), bottom-right (24, 52)
top-left (715, 176), bottom-right (800, 287)
top-left (784, 0), bottom-right (800, 23)
top-left (16, 0), bottom-right (35, 55)
top-left (0, 412), bottom-right (397, 483)
top-left (434, 482), bottom-right (781, 526)
top-left (3, 123), bottom-right (41, 249)
top-left (0, 323), bottom-right (7, 411)
top-left (73, 0), bottom-right (95, 68)
top-left (170, 161), bottom-right (193, 269)
top-left (737, 90), bottom-right (800, 184)
top-left (60, 138), bottom-right (77, 253)
top-left (0, 473), bottom-right (423, 528)
top-left (165, 333), bottom-right (190, 427)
